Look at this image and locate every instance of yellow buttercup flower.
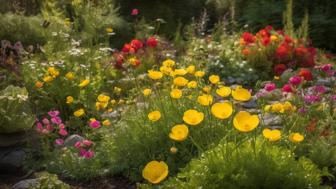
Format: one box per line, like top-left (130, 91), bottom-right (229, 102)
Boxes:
top-left (209, 75), bottom-right (220, 84)
top-left (170, 89), bottom-right (182, 99)
top-left (97, 94), bottom-right (110, 103)
top-left (174, 68), bottom-right (187, 76)
top-left (173, 76), bottom-right (188, 87)
top-left (106, 27), bottom-right (113, 33)
top-left (160, 66), bottom-right (172, 75)
top-left (186, 65), bottom-right (195, 74)
top-left (187, 81), bottom-right (197, 88)
top-left (202, 86), bottom-right (212, 93)
top-left (148, 111), bottom-right (161, 122)
top-left (110, 99), bottom-right (117, 105)
top-left (79, 79), bottom-right (90, 88)
top-left (270, 35), bottom-right (278, 42)
top-left (96, 102), bottom-right (108, 110)
top-left (35, 81), bottom-right (43, 88)
top-left (211, 102), bottom-right (233, 120)
top-left (274, 76), bottom-right (280, 80)
top-left (194, 71), bottom-right (205, 78)
top-left (47, 67), bottom-right (60, 77)
top-left (233, 111), bottom-right (259, 132)
top-left (102, 119), bottom-right (111, 126)
top-left (66, 96), bottom-right (74, 104)
top-left (289, 133), bottom-right (304, 143)
top-left (183, 109), bottom-right (204, 126)
top-left (197, 94), bottom-right (213, 106)
top-left (74, 108), bottom-right (85, 117)
top-left (43, 75), bottom-right (53, 83)
top-left (162, 59), bottom-right (175, 67)
top-left (169, 124), bottom-right (189, 142)
top-left (232, 86), bottom-right (251, 101)
top-left (216, 86), bottom-right (231, 97)
top-left (148, 70), bottom-right (163, 80)
top-left (143, 88), bottom-right (152, 96)
top-left (65, 72), bottom-right (75, 80)
top-left (262, 129), bottom-right (281, 142)
top-left (142, 161), bottom-right (168, 184)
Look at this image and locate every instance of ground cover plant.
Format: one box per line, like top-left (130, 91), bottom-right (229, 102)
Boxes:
top-left (1, 0), bottom-right (336, 189)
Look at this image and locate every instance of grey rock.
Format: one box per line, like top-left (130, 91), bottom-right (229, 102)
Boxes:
top-left (64, 134), bottom-right (84, 147)
top-left (316, 78), bottom-right (333, 87)
top-left (242, 99), bottom-right (258, 109)
top-left (0, 148), bottom-right (26, 172)
top-left (0, 131), bottom-right (34, 147)
top-left (261, 113), bottom-right (282, 126)
top-left (247, 109), bottom-right (261, 114)
top-left (12, 179), bottom-right (39, 189)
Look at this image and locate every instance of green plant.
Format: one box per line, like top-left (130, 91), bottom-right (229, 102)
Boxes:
top-left (28, 172), bottom-right (70, 189)
top-left (156, 140), bottom-right (328, 189)
top-left (0, 85), bottom-right (34, 133)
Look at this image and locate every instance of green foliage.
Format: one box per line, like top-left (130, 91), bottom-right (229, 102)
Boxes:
top-left (158, 140), bottom-right (328, 189)
top-left (29, 172), bottom-right (70, 189)
top-left (0, 85), bottom-right (34, 133)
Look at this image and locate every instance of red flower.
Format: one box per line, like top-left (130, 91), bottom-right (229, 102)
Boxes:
top-left (131, 9), bottom-right (139, 16)
top-left (295, 46), bottom-right (308, 57)
top-left (122, 43), bottom-right (135, 53)
top-left (275, 43), bottom-right (291, 60)
top-left (242, 32), bottom-right (256, 45)
top-left (130, 39), bottom-right (143, 50)
top-left (274, 64), bottom-right (287, 76)
top-left (261, 37), bottom-right (271, 46)
top-left (282, 84), bottom-right (293, 93)
top-left (284, 35), bottom-right (293, 44)
top-left (265, 25), bottom-right (273, 32)
top-left (146, 37), bottom-right (158, 48)
top-left (257, 29), bottom-right (270, 38)
top-left (299, 69), bottom-right (313, 81)
top-left (241, 48), bottom-right (251, 56)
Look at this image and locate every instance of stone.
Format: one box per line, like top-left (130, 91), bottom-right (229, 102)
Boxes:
top-left (12, 179), bottom-right (39, 189)
top-left (242, 99), bottom-right (258, 109)
top-left (64, 134), bottom-right (84, 147)
top-left (261, 113), bottom-right (282, 126)
top-left (316, 78), bottom-right (332, 87)
top-left (0, 130), bottom-right (34, 147)
top-left (0, 148), bottom-right (26, 172)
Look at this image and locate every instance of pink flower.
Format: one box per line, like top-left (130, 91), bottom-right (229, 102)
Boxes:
top-left (89, 120), bottom-right (101, 129)
top-left (58, 129), bottom-right (68, 136)
top-left (36, 122), bottom-right (43, 131)
top-left (51, 117), bottom-right (62, 124)
top-left (282, 84), bottom-right (293, 93)
top-left (48, 110), bottom-right (60, 117)
top-left (59, 123), bottom-right (65, 129)
top-left (55, 139), bottom-right (64, 145)
top-left (313, 86), bottom-right (327, 94)
top-left (84, 150), bottom-right (94, 159)
top-left (42, 118), bottom-right (50, 125)
top-left (82, 140), bottom-right (93, 147)
top-left (264, 83), bottom-right (276, 92)
top-left (131, 9), bottom-right (139, 16)
top-left (46, 124), bottom-right (54, 131)
top-left (74, 141), bottom-right (82, 149)
top-left (289, 76), bottom-right (302, 86)
top-left (321, 64), bottom-right (333, 72)
top-left (304, 95), bottom-right (321, 104)
top-left (79, 149), bottom-right (87, 157)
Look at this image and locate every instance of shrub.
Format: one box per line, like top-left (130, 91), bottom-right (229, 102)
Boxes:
top-left (157, 140), bottom-right (327, 189)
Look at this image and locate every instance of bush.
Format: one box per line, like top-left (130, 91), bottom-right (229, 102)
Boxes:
top-left (158, 140), bottom-right (327, 189)
top-left (0, 85), bottom-right (34, 133)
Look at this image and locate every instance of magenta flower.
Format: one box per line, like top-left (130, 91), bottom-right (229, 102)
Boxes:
top-left (289, 76), bottom-right (302, 86)
top-left (84, 150), bottom-right (94, 159)
top-left (59, 123), bottom-right (65, 129)
top-left (298, 107), bottom-right (307, 114)
top-left (79, 148), bottom-right (87, 157)
top-left (304, 95), bottom-right (321, 104)
top-left (264, 83), bottom-right (276, 92)
top-left (131, 8), bottom-right (139, 16)
top-left (36, 122), bottom-right (43, 131)
top-left (331, 95), bottom-right (336, 101)
top-left (282, 84), bottom-right (293, 93)
top-left (58, 129), bottom-right (68, 136)
top-left (51, 117), bottom-right (62, 124)
top-left (82, 140), bottom-right (93, 147)
top-left (89, 120), bottom-right (101, 129)
top-left (313, 85), bottom-right (327, 94)
top-left (48, 110), bottom-right (60, 117)
top-left (74, 141), bottom-right (82, 149)
top-left (55, 139), bottom-right (64, 145)
top-left (46, 124), bottom-right (54, 131)
top-left (42, 118), bottom-right (50, 125)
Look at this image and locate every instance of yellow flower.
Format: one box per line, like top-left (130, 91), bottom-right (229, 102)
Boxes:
top-left (118, 99), bottom-right (125, 104)
top-left (148, 111), bottom-right (161, 122)
top-left (283, 101), bottom-right (296, 112)
top-left (79, 79), bottom-right (90, 88)
top-left (110, 99), bottom-right (117, 105)
top-left (232, 86), bottom-right (251, 101)
top-left (142, 161), bottom-right (168, 184)
top-left (173, 76), bottom-right (188, 87)
top-left (102, 119), bottom-right (111, 126)
top-left (209, 75), bottom-right (220, 84)
top-left (74, 108), bottom-right (85, 117)
top-left (174, 68), bottom-right (187, 76)
top-left (264, 105), bottom-right (271, 112)
top-left (289, 133), bottom-right (304, 143)
top-left (183, 109), bottom-right (204, 126)
top-left (47, 67), bottom-right (60, 77)
top-left (162, 59), bottom-right (175, 67)
top-left (216, 86), bottom-right (231, 97)
top-left (107, 108), bottom-right (113, 112)
top-left (114, 87), bottom-right (122, 93)
top-left (65, 72), bottom-right (75, 80)
top-left (270, 35), bottom-right (278, 42)
top-left (170, 147), bottom-right (178, 154)
top-left (211, 102), bottom-right (233, 119)
top-left (89, 118), bottom-right (96, 122)
top-left (106, 27), bottom-right (113, 33)
top-left (35, 81), bottom-right (43, 88)
top-left (143, 89), bottom-right (152, 96)
top-left (66, 96), bottom-right (74, 104)
top-left (186, 65), bottom-right (195, 74)
top-left (43, 75), bottom-right (53, 83)
top-left (160, 66), bottom-right (172, 75)
top-left (187, 81), bottom-right (197, 88)
top-left (202, 86), bottom-right (212, 93)
top-left (170, 89), bottom-right (182, 99)
top-left (194, 71), bottom-right (205, 77)
top-left (274, 76), bottom-right (280, 80)
top-left (169, 124), bottom-right (189, 142)
top-left (128, 57), bottom-right (139, 66)
top-left (148, 70), bottom-right (163, 80)
top-left (262, 129), bottom-right (281, 142)
top-left (233, 111), bottom-right (259, 132)
top-left (197, 94), bottom-right (213, 106)
top-left (96, 102), bottom-right (108, 110)
top-left (97, 94), bottom-right (110, 103)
